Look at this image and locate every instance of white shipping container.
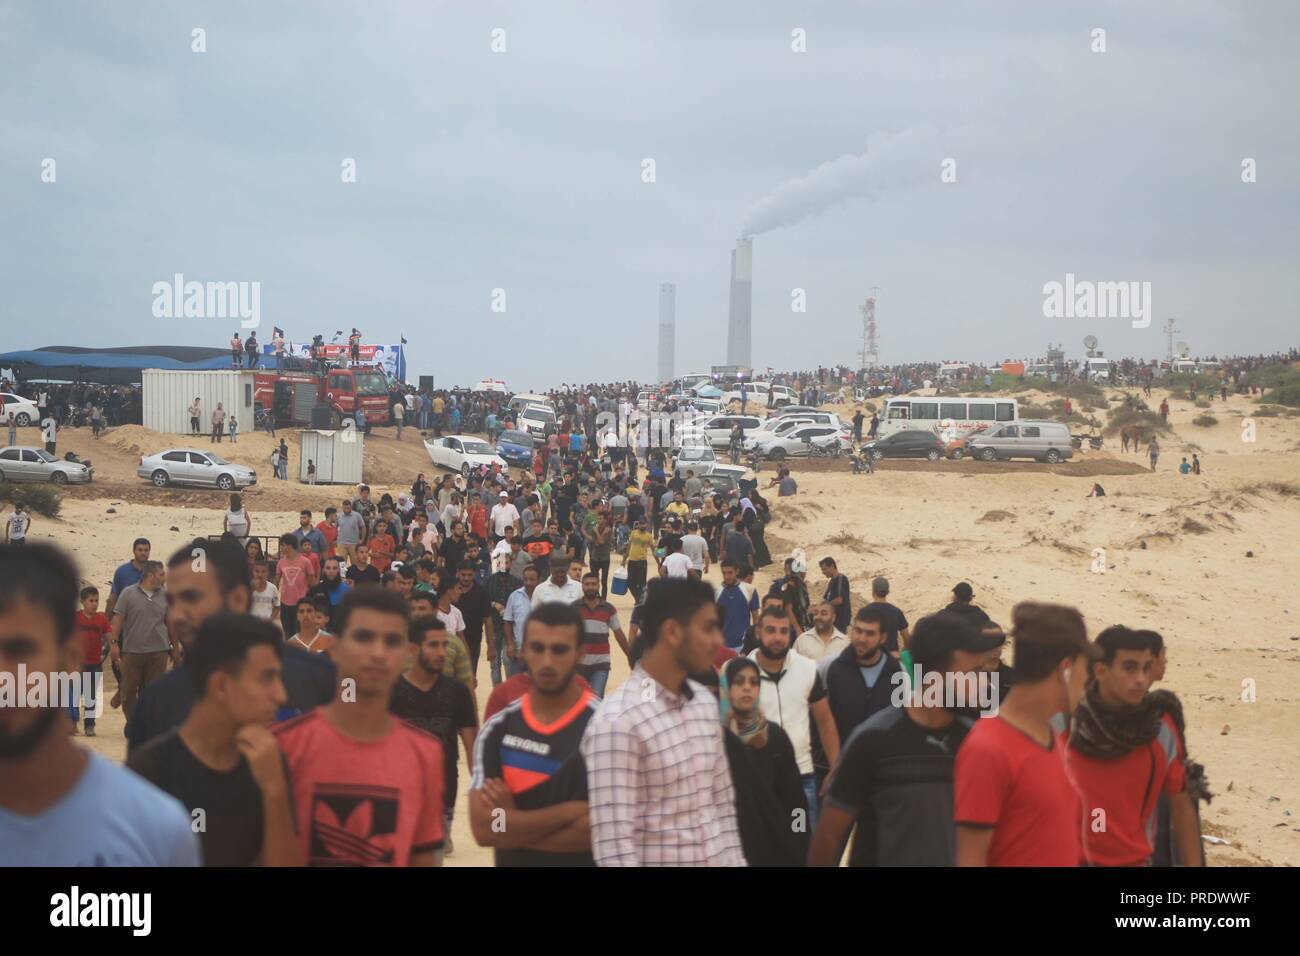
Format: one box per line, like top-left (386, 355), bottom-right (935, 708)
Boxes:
top-left (142, 369), bottom-right (258, 435)
top-left (299, 429), bottom-right (364, 485)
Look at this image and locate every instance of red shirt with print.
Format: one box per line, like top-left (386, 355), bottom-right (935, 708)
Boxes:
top-left (273, 709), bottom-right (444, 866)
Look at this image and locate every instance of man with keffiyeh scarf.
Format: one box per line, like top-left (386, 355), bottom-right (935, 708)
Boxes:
top-left (1066, 626), bottom-right (1207, 867)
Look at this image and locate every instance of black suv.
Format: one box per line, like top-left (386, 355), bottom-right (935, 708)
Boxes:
top-left (861, 430), bottom-right (945, 461)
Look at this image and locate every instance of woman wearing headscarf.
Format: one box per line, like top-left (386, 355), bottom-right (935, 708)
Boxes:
top-left (714, 657), bottom-right (809, 866)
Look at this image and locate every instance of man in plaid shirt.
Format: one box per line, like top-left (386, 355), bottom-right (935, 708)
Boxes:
top-left (581, 578), bottom-right (747, 866)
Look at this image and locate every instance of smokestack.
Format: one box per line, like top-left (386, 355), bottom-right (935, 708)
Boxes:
top-left (726, 237), bottom-right (752, 368)
top-left (657, 283), bottom-right (676, 383)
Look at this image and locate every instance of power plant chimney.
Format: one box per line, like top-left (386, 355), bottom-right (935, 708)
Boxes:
top-left (726, 237), bottom-right (752, 368)
top-left (657, 282), bottom-right (676, 383)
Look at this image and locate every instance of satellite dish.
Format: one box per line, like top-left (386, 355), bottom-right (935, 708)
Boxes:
top-left (1083, 335), bottom-right (1098, 350)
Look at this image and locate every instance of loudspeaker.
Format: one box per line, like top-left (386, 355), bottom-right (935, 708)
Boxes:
top-left (419, 375), bottom-right (434, 393)
top-left (310, 403), bottom-right (334, 429)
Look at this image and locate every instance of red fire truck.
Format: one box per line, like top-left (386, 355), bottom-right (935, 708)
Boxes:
top-left (253, 365), bottom-right (391, 427)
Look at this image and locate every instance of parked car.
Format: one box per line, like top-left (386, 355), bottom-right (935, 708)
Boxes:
top-left (495, 429), bottom-right (535, 469)
top-left (518, 404), bottom-right (557, 439)
top-left (966, 420), bottom-right (1074, 463)
top-left (506, 393), bottom-right (554, 416)
top-left (0, 393), bottom-right (41, 427)
top-left (755, 425), bottom-right (851, 461)
top-left (0, 446), bottom-right (93, 484)
top-left (472, 379), bottom-right (510, 394)
top-left (767, 405), bottom-right (822, 419)
top-left (678, 414), bottom-right (766, 449)
top-left (743, 413), bottom-right (846, 450)
top-left (138, 449), bottom-right (257, 490)
top-left (424, 434), bottom-right (508, 477)
top-left (944, 427), bottom-right (985, 460)
top-left (861, 430), bottom-right (947, 462)
top-left (672, 445), bottom-right (748, 479)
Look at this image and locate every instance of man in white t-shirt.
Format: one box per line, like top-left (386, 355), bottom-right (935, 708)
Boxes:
top-left (531, 555), bottom-right (583, 607)
top-left (249, 561), bottom-right (280, 623)
top-left (489, 491), bottom-right (520, 540)
top-left (6, 504), bottom-right (32, 545)
top-left (436, 582), bottom-right (467, 646)
top-left (660, 537), bottom-right (693, 579)
top-left (680, 521), bottom-right (710, 576)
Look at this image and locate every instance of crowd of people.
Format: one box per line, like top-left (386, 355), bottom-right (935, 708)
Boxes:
top-left (4, 348), bottom-right (1267, 869)
top-left (1, 452), bottom-right (1210, 867)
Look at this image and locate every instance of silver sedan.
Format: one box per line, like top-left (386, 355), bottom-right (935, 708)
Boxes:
top-left (0, 446), bottom-right (94, 484)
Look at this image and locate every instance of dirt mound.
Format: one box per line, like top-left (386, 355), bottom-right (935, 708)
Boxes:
top-left (780, 456), bottom-right (1147, 477)
top-left (978, 509), bottom-right (1014, 522)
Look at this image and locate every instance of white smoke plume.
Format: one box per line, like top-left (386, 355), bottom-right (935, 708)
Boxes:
top-left (741, 125), bottom-right (941, 236)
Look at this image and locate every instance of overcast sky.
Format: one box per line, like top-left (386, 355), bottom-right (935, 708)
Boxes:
top-left (3, 1), bottom-right (1297, 389)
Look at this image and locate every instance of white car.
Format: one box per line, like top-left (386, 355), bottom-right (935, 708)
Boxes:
top-left (517, 404), bottom-right (557, 439)
top-left (424, 434), bottom-right (507, 477)
top-left (0, 446), bottom-right (93, 484)
top-left (472, 379), bottom-right (509, 394)
top-left (753, 425), bottom-right (852, 461)
top-left (680, 414), bottom-right (766, 449)
top-left (743, 413), bottom-right (847, 450)
top-left (138, 449), bottom-right (257, 490)
top-left (0, 393), bottom-right (41, 427)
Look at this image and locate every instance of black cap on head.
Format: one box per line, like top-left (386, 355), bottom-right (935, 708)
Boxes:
top-left (952, 582), bottom-right (974, 601)
top-left (909, 610), bottom-right (1003, 671)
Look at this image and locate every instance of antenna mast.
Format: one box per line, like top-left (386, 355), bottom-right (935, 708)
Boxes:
top-left (1162, 317), bottom-right (1178, 365)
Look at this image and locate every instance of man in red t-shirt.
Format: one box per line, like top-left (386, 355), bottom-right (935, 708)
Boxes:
top-left (1065, 626), bottom-right (1201, 866)
top-left (274, 586), bottom-right (445, 866)
top-left (955, 602), bottom-right (1093, 867)
top-left (317, 509), bottom-right (339, 558)
top-left (71, 585), bottom-right (112, 735)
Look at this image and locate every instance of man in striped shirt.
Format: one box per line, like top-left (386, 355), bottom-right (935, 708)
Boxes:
top-left (576, 571), bottom-right (629, 698)
top-left (581, 577), bottom-right (747, 866)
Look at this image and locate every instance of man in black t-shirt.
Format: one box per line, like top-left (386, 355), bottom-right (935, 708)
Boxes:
top-left (452, 561), bottom-right (494, 672)
top-left (867, 576), bottom-right (910, 657)
top-left (344, 545), bottom-right (382, 586)
top-left (389, 617), bottom-right (477, 853)
top-left (127, 614), bottom-right (299, 866)
top-left (439, 521), bottom-right (469, 570)
top-left (819, 557), bottom-right (852, 633)
top-left (469, 602), bottom-right (597, 866)
top-left (808, 611), bottom-right (994, 867)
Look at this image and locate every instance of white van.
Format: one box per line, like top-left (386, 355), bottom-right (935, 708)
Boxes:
top-left (508, 393), bottom-right (554, 415)
top-left (722, 381), bottom-right (795, 409)
top-left (966, 420), bottom-right (1074, 463)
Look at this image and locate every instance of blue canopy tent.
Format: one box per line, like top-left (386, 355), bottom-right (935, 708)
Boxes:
top-left (0, 345), bottom-right (310, 385)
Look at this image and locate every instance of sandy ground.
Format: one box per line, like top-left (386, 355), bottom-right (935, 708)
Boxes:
top-left (12, 386), bottom-right (1300, 866)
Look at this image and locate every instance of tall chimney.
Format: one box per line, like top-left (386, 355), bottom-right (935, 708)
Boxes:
top-left (657, 282), bottom-right (676, 383)
top-left (726, 237), bottom-right (752, 368)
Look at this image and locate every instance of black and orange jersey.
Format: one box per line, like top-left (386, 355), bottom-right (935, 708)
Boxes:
top-left (471, 689), bottom-right (598, 867)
